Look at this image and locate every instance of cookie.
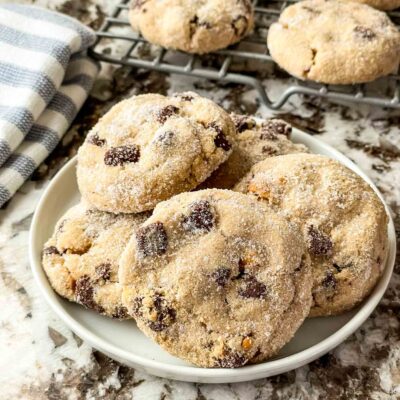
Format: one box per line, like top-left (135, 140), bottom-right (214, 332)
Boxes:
top-left (235, 154), bottom-right (389, 316)
top-left (77, 92), bottom-right (236, 213)
top-left (341, 0), bottom-right (400, 10)
top-left (129, 0), bottom-right (254, 54)
top-left (267, 0), bottom-right (400, 84)
top-left (119, 189), bottom-right (312, 368)
top-left (200, 114), bottom-right (308, 189)
top-left (42, 202), bottom-right (149, 319)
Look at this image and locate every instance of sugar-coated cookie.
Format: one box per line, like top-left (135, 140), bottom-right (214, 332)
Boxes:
top-left (201, 114), bottom-right (308, 189)
top-left (42, 202), bottom-right (149, 318)
top-left (77, 92), bottom-right (236, 213)
top-left (267, 0), bottom-right (400, 84)
top-left (119, 190), bottom-right (312, 367)
top-left (129, 0), bottom-right (254, 54)
top-left (235, 154), bottom-right (389, 316)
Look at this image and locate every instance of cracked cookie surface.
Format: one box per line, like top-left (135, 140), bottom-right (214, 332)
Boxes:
top-left (77, 92), bottom-right (236, 213)
top-left (119, 189), bottom-right (312, 368)
top-left (129, 0), bottom-right (254, 54)
top-left (42, 202), bottom-right (149, 319)
top-left (235, 154), bottom-right (389, 316)
top-left (200, 114), bottom-right (309, 189)
top-left (267, 0), bottom-right (400, 84)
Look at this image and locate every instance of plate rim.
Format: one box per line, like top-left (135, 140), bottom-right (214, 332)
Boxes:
top-left (29, 128), bottom-right (396, 383)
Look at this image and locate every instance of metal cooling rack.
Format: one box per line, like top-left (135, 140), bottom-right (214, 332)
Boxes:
top-left (89, 0), bottom-right (400, 110)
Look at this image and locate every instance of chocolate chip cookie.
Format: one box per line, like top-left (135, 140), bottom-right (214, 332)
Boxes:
top-left (267, 0), bottom-right (400, 84)
top-left (42, 202), bottom-right (149, 319)
top-left (235, 154), bottom-right (389, 316)
top-left (119, 190), bottom-right (312, 367)
top-left (200, 114), bottom-right (308, 189)
top-left (77, 92), bottom-right (236, 213)
top-left (129, 0), bottom-right (254, 54)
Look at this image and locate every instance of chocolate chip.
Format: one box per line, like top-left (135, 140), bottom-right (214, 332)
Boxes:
top-left (207, 122), bottom-right (231, 151)
top-left (333, 262), bottom-right (352, 272)
top-left (234, 259), bottom-right (246, 280)
top-left (231, 114), bottom-right (256, 133)
top-left (132, 296), bottom-right (143, 317)
top-left (95, 263), bottom-right (111, 281)
top-left (156, 130), bottom-right (174, 146)
top-left (156, 105), bottom-right (179, 124)
top-left (354, 26), bottom-right (376, 40)
top-left (261, 119), bottom-right (292, 138)
top-left (307, 225), bottom-right (333, 256)
top-left (232, 15), bottom-right (248, 37)
top-left (87, 133), bottom-right (106, 147)
top-left (189, 15), bottom-right (212, 37)
top-left (104, 145), bottom-right (140, 166)
top-left (182, 200), bottom-right (215, 233)
top-left (212, 268), bottom-right (231, 287)
top-left (238, 276), bottom-right (267, 299)
top-left (148, 294), bottom-right (176, 332)
top-left (215, 352), bottom-right (248, 368)
top-left (215, 131), bottom-right (232, 151)
top-left (180, 95), bottom-right (194, 102)
top-left (43, 246), bottom-right (61, 256)
top-left (75, 275), bottom-right (102, 311)
top-left (136, 222), bottom-right (168, 257)
top-left (333, 263), bottom-right (342, 272)
top-left (112, 306), bottom-right (129, 319)
top-left (322, 271), bottom-right (337, 289)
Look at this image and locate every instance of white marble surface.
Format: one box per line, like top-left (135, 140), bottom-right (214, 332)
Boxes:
top-left (1, 0), bottom-right (400, 399)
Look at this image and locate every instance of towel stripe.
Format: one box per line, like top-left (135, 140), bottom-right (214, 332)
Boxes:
top-left (0, 41), bottom-right (64, 87)
top-left (63, 74), bottom-right (95, 92)
top-left (0, 24), bottom-right (71, 68)
top-left (0, 140), bottom-right (11, 167)
top-left (0, 185), bottom-right (11, 206)
top-left (0, 5), bottom-right (98, 207)
top-left (3, 153), bottom-right (37, 179)
top-left (1, 4), bottom-right (95, 52)
top-left (0, 7), bottom-right (84, 54)
top-left (0, 106), bottom-right (34, 134)
top-left (47, 92), bottom-right (78, 124)
top-left (25, 125), bottom-right (60, 152)
top-left (0, 62), bottom-right (57, 104)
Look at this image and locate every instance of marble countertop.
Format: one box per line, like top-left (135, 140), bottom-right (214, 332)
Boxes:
top-left (1, 0), bottom-right (400, 399)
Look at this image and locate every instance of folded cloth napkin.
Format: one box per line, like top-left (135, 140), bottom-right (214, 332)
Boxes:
top-left (0, 4), bottom-right (99, 207)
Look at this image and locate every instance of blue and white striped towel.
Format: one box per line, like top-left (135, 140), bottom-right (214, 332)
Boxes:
top-left (0, 4), bottom-right (99, 207)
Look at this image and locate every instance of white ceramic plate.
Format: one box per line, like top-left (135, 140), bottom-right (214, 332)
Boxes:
top-left (29, 128), bottom-right (396, 384)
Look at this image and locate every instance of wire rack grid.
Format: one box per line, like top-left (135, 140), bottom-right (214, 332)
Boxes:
top-left (89, 0), bottom-right (400, 110)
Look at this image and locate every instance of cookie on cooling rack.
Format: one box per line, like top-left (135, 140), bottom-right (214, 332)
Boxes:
top-left (42, 202), bottom-right (149, 319)
top-left (77, 92), bottom-right (236, 213)
top-left (340, 0), bottom-right (400, 10)
top-left (267, 0), bottom-right (400, 84)
top-left (200, 114), bottom-right (308, 189)
top-left (129, 0), bottom-right (254, 54)
top-left (119, 189), bottom-right (312, 368)
top-left (235, 153), bottom-right (389, 317)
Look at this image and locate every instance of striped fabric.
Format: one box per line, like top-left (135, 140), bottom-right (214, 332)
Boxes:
top-left (0, 4), bottom-right (98, 207)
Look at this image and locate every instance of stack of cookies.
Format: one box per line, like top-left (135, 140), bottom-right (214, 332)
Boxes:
top-left (129, 0), bottom-right (400, 85)
top-left (42, 92), bottom-right (389, 368)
